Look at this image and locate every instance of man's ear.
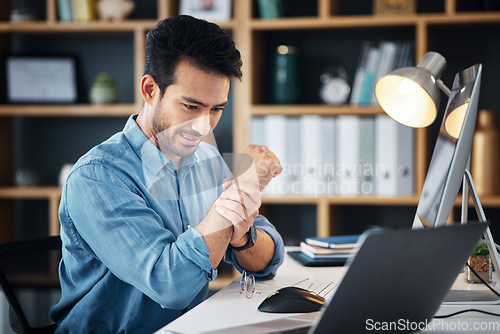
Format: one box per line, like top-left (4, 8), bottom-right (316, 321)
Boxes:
top-left (141, 75), bottom-right (157, 105)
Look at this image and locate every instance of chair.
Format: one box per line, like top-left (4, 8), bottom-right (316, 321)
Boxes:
top-left (0, 236), bottom-right (62, 334)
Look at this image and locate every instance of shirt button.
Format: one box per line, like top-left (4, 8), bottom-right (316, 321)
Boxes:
top-left (187, 225), bottom-right (191, 229)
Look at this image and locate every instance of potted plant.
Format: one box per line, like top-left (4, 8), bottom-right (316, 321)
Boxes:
top-left (466, 242), bottom-right (492, 283)
top-left (89, 72), bottom-right (118, 104)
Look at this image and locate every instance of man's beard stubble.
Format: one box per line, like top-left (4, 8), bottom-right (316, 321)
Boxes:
top-left (151, 106), bottom-right (201, 160)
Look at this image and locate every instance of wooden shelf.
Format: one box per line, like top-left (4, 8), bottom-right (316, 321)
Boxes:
top-left (262, 195), bottom-right (420, 206)
top-left (252, 105), bottom-right (384, 116)
top-left (0, 187), bottom-right (62, 236)
top-left (455, 195), bottom-right (500, 207)
top-left (0, 104), bottom-right (138, 117)
top-left (263, 194), bottom-right (500, 207)
top-left (0, 20), bottom-right (156, 32)
top-left (249, 12), bottom-right (500, 30)
top-left (0, 186), bottom-right (61, 199)
top-left (0, 20), bottom-right (236, 33)
top-left (251, 15), bottom-right (419, 30)
top-left (423, 12), bottom-right (500, 25)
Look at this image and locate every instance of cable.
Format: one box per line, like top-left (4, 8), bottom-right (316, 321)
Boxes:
top-left (434, 263), bottom-right (500, 319)
top-left (465, 262), bottom-right (500, 298)
top-left (435, 309), bottom-right (500, 319)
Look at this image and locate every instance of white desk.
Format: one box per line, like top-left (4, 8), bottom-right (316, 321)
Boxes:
top-left (158, 248), bottom-right (500, 334)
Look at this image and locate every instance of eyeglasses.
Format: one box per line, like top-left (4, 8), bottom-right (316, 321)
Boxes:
top-left (240, 270), bottom-right (257, 298)
top-left (239, 271), bottom-right (312, 299)
top-left (240, 271), bottom-right (337, 300)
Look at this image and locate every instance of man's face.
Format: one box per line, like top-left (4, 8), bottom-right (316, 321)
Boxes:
top-left (151, 61), bottom-right (230, 162)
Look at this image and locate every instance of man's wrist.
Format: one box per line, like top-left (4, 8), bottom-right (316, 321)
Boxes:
top-left (230, 225), bottom-right (257, 251)
top-left (230, 234), bottom-right (248, 248)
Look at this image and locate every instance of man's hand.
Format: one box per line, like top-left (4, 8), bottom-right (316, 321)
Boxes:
top-left (200, 178), bottom-right (275, 273)
top-left (215, 179), bottom-right (260, 246)
top-left (237, 145), bottom-right (283, 192)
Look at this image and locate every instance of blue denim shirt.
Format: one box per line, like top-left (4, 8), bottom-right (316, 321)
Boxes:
top-left (50, 114), bottom-right (285, 333)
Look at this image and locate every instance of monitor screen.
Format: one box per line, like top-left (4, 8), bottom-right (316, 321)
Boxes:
top-left (413, 63), bottom-right (482, 228)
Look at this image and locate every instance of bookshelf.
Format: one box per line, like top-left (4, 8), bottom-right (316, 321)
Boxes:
top-left (0, 0), bottom-right (241, 290)
top-left (0, 0), bottom-right (499, 252)
top-left (0, 0), bottom-right (167, 243)
top-left (0, 0), bottom-right (233, 241)
top-left (233, 0), bottom-right (500, 239)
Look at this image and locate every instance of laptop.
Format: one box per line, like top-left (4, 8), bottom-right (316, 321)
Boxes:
top-left (280, 222), bottom-right (488, 334)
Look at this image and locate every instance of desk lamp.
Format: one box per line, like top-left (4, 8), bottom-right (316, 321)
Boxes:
top-left (375, 51), bottom-right (500, 301)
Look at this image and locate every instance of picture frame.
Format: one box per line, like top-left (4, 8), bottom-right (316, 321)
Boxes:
top-left (5, 56), bottom-right (78, 103)
top-left (180, 0), bottom-right (232, 22)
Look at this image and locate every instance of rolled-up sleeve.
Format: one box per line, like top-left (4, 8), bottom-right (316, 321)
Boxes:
top-left (65, 161), bottom-right (215, 310)
top-left (224, 215), bottom-right (285, 280)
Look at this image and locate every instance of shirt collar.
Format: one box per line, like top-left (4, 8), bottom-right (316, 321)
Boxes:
top-left (124, 114), bottom-right (202, 175)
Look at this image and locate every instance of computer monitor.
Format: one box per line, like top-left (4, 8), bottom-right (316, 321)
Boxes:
top-left (413, 63), bottom-right (481, 228)
top-left (406, 63), bottom-right (500, 304)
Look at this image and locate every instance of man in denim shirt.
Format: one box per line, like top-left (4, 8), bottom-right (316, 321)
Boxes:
top-left (50, 15), bottom-right (285, 333)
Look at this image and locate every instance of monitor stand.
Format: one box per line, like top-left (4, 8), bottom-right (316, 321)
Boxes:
top-left (443, 168), bottom-right (500, 305)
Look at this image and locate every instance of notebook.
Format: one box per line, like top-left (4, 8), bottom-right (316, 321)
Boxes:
top-left (287, 250), bottom-right (348, 267)
top-left (275, 222), bottom-right (489, 333)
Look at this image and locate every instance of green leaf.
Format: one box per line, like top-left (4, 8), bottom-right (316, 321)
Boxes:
top-left (471, 242), bottom-right (489, 256)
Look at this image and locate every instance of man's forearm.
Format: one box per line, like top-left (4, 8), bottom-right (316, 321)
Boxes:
top-left (233, 229), bottom-right (275, 273)
top-left (194, 207), bottom-right (233, 269)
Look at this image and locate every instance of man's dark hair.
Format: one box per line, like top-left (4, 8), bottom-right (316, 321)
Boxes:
top-left (144, 15), bottom-right (243, 97)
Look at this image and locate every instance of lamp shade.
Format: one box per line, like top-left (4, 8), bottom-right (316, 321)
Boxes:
top-left (442, 69), bottom-right (475, 139)
top-left (375, 52), bottom-right (447, 128)
top-left (444, 102), bottom-right (469, 139)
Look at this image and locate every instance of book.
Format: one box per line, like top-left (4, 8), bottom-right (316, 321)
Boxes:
top-left (371, 41), bottom-right (398, 105)
top-left (375, 115), bottom-right (414, 196)
top-left (305, 234), bottom-right (360, 249)
top-left (300, 115), bottom-right (322, 196)
top-left (357, 46), bottom-right (381, 106)
top-left (263, 115), bottom-right (288, 195)
top-left (250, 116), bottom-right (265, 145)
top-left (336, 115), bottom-right (361, 196)
top-left (257, 0), bottom-right (279, 19)
top-left (359, 117), bottom-right (375, 195)
top-left (395, 121), bottom-right (414, 195)
top-left (300, 249), bottom-right (352, 260)
top-left (72, 0), bottom-right (96, 23)
top-left (320, 116), bottom-right (336, 195)
top-left (287, 250), bottom-right (348, 267)
top-left (286, 116), bottom-right (302, 194)
top-left (58, 0), bottom-right (73, 22)
top-left (300, 242), bottom-right (352, 256)
top-left (350, 41), bottom-right (372, 105)
top-left (395, 41), bottom-right (414, 68)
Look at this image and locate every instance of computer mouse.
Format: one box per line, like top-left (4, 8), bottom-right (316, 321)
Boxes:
top-left (258, 286), bottom-right (325, 313)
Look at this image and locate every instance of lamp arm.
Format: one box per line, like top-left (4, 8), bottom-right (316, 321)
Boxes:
top-left (463, 167), bottom-right (500, 285)
top-left (437, 79), bottom-right (451, 97)
top-left (461, 159), bottom-right (470, 224)
top-left (463, 168), bottom-right (487, 222)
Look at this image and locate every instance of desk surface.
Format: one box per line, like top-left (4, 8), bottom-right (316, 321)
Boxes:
top-left (158, 247), bottom-right (500, 334)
